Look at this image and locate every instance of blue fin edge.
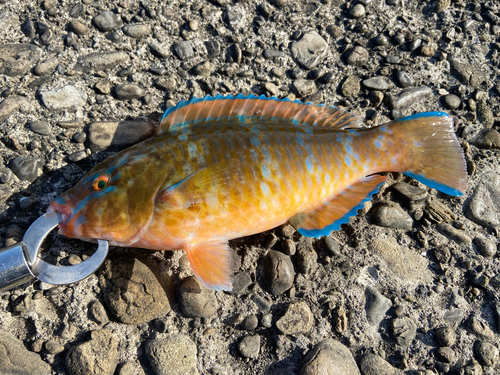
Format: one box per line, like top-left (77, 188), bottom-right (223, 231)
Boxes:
top-left (298, 182), bottom-right (385, 238)
top-left (396, 111), bottom-right (450, 121)
top-left (404, 172), bottom-right (463, 197)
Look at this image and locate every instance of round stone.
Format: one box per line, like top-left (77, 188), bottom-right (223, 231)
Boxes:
top-left (344, 46), bottom-right (369, 66)
top-left (475, 340), bottom-right (499, 367)
top-left (239, 335), bottom-right (261, 359)
top-left (349, 4), bottom-right (366, 18)
top-left (443, 94), bottom-right (461, 109)
top-left (276, 302), bottom-right (314, 335)
top-left (241, 315), bottom-right (259, 331)
top-left (436, 326), bottom-right (456, 347)
top-left (113, 84), bottom-right (145, 100)
top-left (145, 335), bottom-right (198, 375)
top-left (179, 276), bottom-right (218, 318)
top-left (92, 11), bottom-right (123, 32)
top-left (261, 250), bottom-right (295, 295)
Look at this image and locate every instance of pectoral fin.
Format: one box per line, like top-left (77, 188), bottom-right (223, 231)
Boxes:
top-left (184, 240), bottom-right (233, 291)
top-left (298, 175), bottom-right (387, 237)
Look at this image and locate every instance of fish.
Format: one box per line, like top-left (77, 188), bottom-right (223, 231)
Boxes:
top-left (48, 94), bottom-right (467, 291)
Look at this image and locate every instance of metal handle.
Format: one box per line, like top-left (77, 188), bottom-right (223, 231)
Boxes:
top-left (0, 242), bottom-right (36, 292)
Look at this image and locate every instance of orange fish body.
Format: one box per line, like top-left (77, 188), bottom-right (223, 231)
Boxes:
top-left (48, 95), bottom-right (467, 290)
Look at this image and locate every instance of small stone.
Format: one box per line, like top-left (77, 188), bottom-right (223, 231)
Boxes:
top-left (435, 0), bottom-right (450, 12)
top-left (395, 71), bottom-right (414, 88)
top-left (474, 340), bottom-right (499, 367)
top-left (263, 49), bottom-right (285, 59)
top-left (239, 335), bottom-right (260, 359)
top-left (444, 309), bottom-right (464, 324)
top-left (88, 300), bottom-right (109, 325)
top-left (443, 94), bottom-right (461, 109)
top-left (87, 120), bottom-right (156, 153)
top-left (251, 295), bottom-right (271, 312)
top-left (113, 84), bottom-right (145, 100)
top-left (174, 41), bottom-right (194, 60)
top-left (299, 339), bottom-right (361, 375)
top-left (189, 20), bottom-right (199, 31)
top-left (370, 202), bottom-right (413, 230)
top-left (179, 276), bottom-right (218, 318)
top-left (0, 44), bottom-right (42, 76)
top-left (117, 362), bottom-right (146, 375)
top-left (29, 120), bottom-right (51, 135)
top-left (477, 100), bottom-right (494, 127)
top-left (66, 330), bottom-right (119, 375)
top-left (292, 79), bottom-right (317, 98)
top-left (458, 361), bottom-right (483, 375)
top-left (365, 285), bottom-right (392, 327)
top-left (276, 302), bottom-right (314, 335)
top-left (10, 157), bottom-right (45, 182)
top-left (392, 182), bottom-right (428, 201)
top-left (465, 171), bottom-right (500, 227)
top-left (474, 237), bottom-right (497, 258)
top-left (205, 40), bottom-right (220, 58)
top-left (341, 76), bottom-right (361, 97)
top-left (0, 330), bottom-right (51, 375)
top-left (281, 239), bottom-right (296, 255)
top-left (468, 316), bottom-right (495, 339)
top-left (122, 24), bottom-right (150, 39)
top-left (391, 317), bottom-right (417, 346)
top-left (424, 199), bottom-right (456, 223)
top-left (349, 4), bottom-right (366, 18)
top-left (387, 87), bottom-right (432, 109)
top-left (45, 340), bottom-right (65, 355)
top-left (230, 272), bottom-right (252, 295)
top-left (39, 85), bottom-right (86, 111)
top-left (436, 327), bottom-right (456, 347)
top-left (323, 237), bottom-right (340, 256)
top-left (154, 77), bottom-right (177, 92)
top-left (436, 223), bottom-right (471, 245)
top-left (261, 314), bottom-right (272, 328)
top-left (420, 45), bottom-right (435, 57)
top-left (70, 20), bottom-right (89, 35)
top-left (95, 81), bottom-right (112, 95)
top-left (92, 11), bottom-right (123, 32)
top-left (362, 77), bottom-right (390, 91)
top-left (193, 60), bottom-right (211, 76)
top-left (344, 46), bottom-right (369, 66)
top-left (0, 168), bottom-right (12, 183)
top-left (262, 82), bottom-right (280, 96)
top-left (145, 335), bottom-right (198, 375)
top-left (242, 315), bottom-right (259, 331)
top-left (473, 129), bottom-right (500, 149)
top-left (290, 31), bottom-right (328, 69)
top-left (449, 57), bottom-right (488, 88)
top-left (261, 250), bottom-right (295, 295)
top-left (77, 51), bottom-right (131, 73)
top-left (33, 57), bottom-right (58, 76)
top-left (359, 353), bottom-right (402, 375)
top-left (296, 238), bottom-right (317, 274)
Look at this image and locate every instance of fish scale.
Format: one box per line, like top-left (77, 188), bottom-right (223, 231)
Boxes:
top-left (48, 94), bottom-right (466, 291)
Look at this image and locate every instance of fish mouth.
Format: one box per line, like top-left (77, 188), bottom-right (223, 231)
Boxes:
top-left (47, 199), bottom-right (73, 233)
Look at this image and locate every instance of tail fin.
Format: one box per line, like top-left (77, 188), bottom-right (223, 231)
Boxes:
top-left (390, 112), bottom-right (467, 196)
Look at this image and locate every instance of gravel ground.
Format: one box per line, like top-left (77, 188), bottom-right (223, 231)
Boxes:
top-left (1, 0), bottom-right (500, 374)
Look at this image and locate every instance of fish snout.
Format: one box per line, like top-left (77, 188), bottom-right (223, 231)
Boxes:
top-left (47, 198), bottom-right (74, 233)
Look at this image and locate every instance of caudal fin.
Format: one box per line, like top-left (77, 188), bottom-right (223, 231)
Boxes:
top-left (391, 112), bottom-right (467, 196)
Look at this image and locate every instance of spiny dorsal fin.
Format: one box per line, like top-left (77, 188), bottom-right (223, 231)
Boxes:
top-left (159, 94), bottom-right (364, 133)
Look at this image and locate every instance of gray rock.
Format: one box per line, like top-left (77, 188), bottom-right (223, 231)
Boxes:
top-left (88, 300), bottom-right (109, 325)
top-left (292, 79), bottom-right (317, 97)
top-left (122, 24), bottom-right (150, 39)
top-left (296, 237), bottom-right (317, 274)
top-left (193, 60), bottom-right (211, 76)
top-left (179, 276), bottom-right (218, 318)
top-left (472, 128), bottom-right (500, 150)
top-left (65, 330), bottom-right (119, 375)
top-left (341, 76), bottom-right (361, 97)
top-left (261, 314), bottom-right (272, 328)
top-left (70, 20), bottom-right (90, 35)
top-left (477, 100), bottom-right (494, 127)
top-left (443, 94), bottom-right (461, 109)
top-left (113, 84), bottom-right (145, 100)
top-left (475, 340), bottom-right (499, 367)
top-left (290, 31), bottom-right (328, 69)
top-left (299, 339), bottom-right (361, 375)
top-left (449, 56), bottom-right (488, 88)
top-left (261, 250), bottom-right (295, 295)
top-left (444, 309), bottom-right (464, 324)
top-left (370, 202), bottom-right (413, 230)
top-left (387, 87), bottom-right (432, 109)
top-left (424, 199), bottom-right (456, 223)
top-left (10, 157), bottom-right (45, 182)
top-left (436, 326), bottom-right (456, 347)
top-left (174, 41), bottom-right (194, 60)
top-left (436, 347), bottom-right (456, 364)
top-left (251, 295), bottom-right (271, 312)
top-left (145, 335), bottom-right (198, 375)
top-left (29, 120), bottom-right (51, 135)
top-left (0, 96), bottom-right (31, 121)
top-left (77, 51), bottom-right (131, 73)
top-left (458, 361), bottom-right (483, 375)
top-left (39, 85), bottom-right (86, 111)
top-left (276, 302), bottom-right (314, 335)
top-left (465, 172), bottom-right (500, 227)
top-left (436, 223), bottom-right (471, 245)
top-left (149, 42), bottom-right (170, 58)
top-left (395, 71), bottom-right (414, 88)
top-left (241, 315), bottom-right (259, 330)
top-left (98, 257), bottom-right (172, 324)
top-left (205, 40), bottom-right (220, 59)
top-left (468, 316), bottom-right (495, 339)
top-left (359, 353), bottom-right (402, 375)
top-left (349, 4), bottom-right (366, 18)
top-left (117, 362), bottom-right (146, 375)
top-left (45, 340), bottom-right (64, 355)
top-left (154, 77), bottom-right (178, 92)
top-left (365, 285), bottom-right (392, 327)
top-left (474, 237), bottom-right (497, 258)
top-left (0, 330), bottom-right (51, 375)
top-left (362, 77), bottom-right (390, 91)
top-left (0, 168), bottom-right (12, 183)
top-left (229, 272), bottom-right (252, 295)
top-left (263, 49), bottom-right (285, 59)
top-left (92, 11), bottom-right (123, 32)
top-left (0, 43), bottom-right (42, 76)
top-left (392, 182), bottom-right (428, 201)
top-left (238, 335), bottom-right (260, 359)
top-left (435, 0), bottom-right (450, 12)
top-left (33, 57), bottom-right (58, 76)
top-left (391, 317), bottom-right (416, 346)
top-left (86, 120), bottom-right (156, 153)
top-left (344, 46), bottom-right (369, 66)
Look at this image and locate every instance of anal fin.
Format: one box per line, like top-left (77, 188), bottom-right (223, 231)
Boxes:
top-left (184, 240), bottom-right (233, 291)
top-left (298, 175), bottom-right (387, 237)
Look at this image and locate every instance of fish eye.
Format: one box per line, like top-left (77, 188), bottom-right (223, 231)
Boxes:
top-left (91, 173), bottom-right (109, 191)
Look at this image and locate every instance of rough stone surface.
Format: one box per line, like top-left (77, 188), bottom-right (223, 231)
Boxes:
top-left (276, 302), bottom-right (314, 335)
top-left (299, 339), bottom-right (361, 375)
top-left (10, 157), bottom-right (45, 182)
top-left (290, 31), bottom-right (328, 69)
top-left (145, 335), bottom-right (198, 375)
top-left (465, 171), bottom-right (500, 227)
top-left (364, 285), bottom-right (393, 327)
top-left (239, 335), bottom-right (261, 359)
top-left (261, 250), bottom-right (295, 295)
top-left (0, 43), bottom-right (42, 76)
top-left (179, 276), bottom-right (218, 318)
top-left (39, 85), bottom-right (86, 111)
top-left (391, 317), bottom-right (417, 347)
top-left (359, 353), bottom-right (402, 375)
top-left (0, 96), bottom-right (31, 121)
top-left (0, 330), bottom-right (51, 375)
top-left (77, 51), bottom-right (130, 73)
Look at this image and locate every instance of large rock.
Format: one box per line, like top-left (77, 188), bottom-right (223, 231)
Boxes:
top-left (0, 44), bottom-right (42, 76)
top-left (145, 334), bottom-right (198, 375)
top-left (299, 339), bottom-right (361, 375)
top-left (39, 85), bottom-right (87, 111)
top-left (0, 330), bottom-right (51, 375)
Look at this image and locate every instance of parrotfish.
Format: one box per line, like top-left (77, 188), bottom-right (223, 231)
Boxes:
top-left (48, 94), bottom-right (467, 291)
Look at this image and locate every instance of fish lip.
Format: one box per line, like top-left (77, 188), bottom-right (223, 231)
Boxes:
top-left (47, 201), bottom-right (72, 230)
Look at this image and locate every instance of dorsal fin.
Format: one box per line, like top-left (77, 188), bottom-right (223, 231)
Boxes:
top-left (159, 94), bottom-right (364, 133)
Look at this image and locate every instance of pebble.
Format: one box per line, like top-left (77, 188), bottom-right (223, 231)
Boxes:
top-left (113, 84), bottom-right (145, 100)
top-left (65, 330), bottom-right (119, 375)
top-left (98, 257), bottom-right (172, 324)
top-left (436, 347), bottom-right (456, 364)
top-left (263, 49), bottom-right (285, 59)
top-left (387, 87), bottom-right (432, 109)
top-left (420, 45), bottom-right (435, 57)
top-left (10, 157), bottom-right (45, 182)
top-left (290, 31), bottom-right (328, 69)
top-left (292, 79), bottom-right (317, 98)
top-left (122, 24), bottom-right (150, 39)
top-left (299, 339), bottom-right (361, 375)
top-left (204, 40), bottom-right (220, 59)
top-left (117, 362), bottom-right (146, 375)
top-left (365, 285), bottom-right (393, 327)
top-left (33, 57), bottom-right (58, 76)
top-left (359, 353), bottom-right (402, 375)
top-left (154, 77), bottom-right (177, 92)
top-left (435, 0), bottom-right (451, 12)
top-left (370, 202), bottom-right (413, 230)
top-left (239, 335), bottom-right (261, 359)
top-left (262, 82), bottom-right (279, 96)
top-left (391, 317), bottom-right (417, 346)
top-left (276, 302), bottom-right (314, 334)
top-left (251, 295), bottom-right (271, 312)
top-left (436, 223), bottom-right (471, 245)
top-left (92, 11), bottom-right (123, 32)
top-left (392, 182), bottom-right (428, 201)
top-left (88, 300), bottom-right (109, 325)
top-left (468, 316), bottom-right (495, 339)
top-left (344, 46), bottom-right (369, 66)
top-left (424, 199), bottom-right (456, 223)
top-left (477, 100), bottom-right (494, 127)
top-left (39, 85), bottom-right (86, 111)
top-left (145, 335), bottom-right (199, 375)
top-left (436, 326), bottom-right (456, 347)
top-left (68, 151), bottom-right (87, 162)
top-left (179, 276), bottom-right (218, 318)
top-left (474, 237), bottom-right (497, 258)
top-left (395, 71), bottom-right (414, 88)
top-left (0, 330), bottom-right (51, 375)
top-left (296, 238), bottom-right (317, 274)
top-left (77, 51), bottom-right (130, 73)
top-left (230, 272), bottom-right (252, 295)
top-left (449, 57), bottom-right (488, 88)
top-left (0, 44), bottom-right (42, 76)
top-left (0, 96), bottom-right (31, 121)
top-left (193, 60), bottom-right (211, 76)
top-left (95, 80), bottom-right (112, 95)
top-left (261, 250), bottom-right (295, 295)
top-left (465, 171), bottom-right (500, 227)
top-left (87, 120), bottom-right (156, 152)
top-left (281, 239), bottom-right (296, 255)
top-left (443, 94), bottom-right (461, 109)
top-left (0, 168), bottom-right (12, 183)
top-left (29, 120), bottom-right (51, 135)
top-left (70, 20), bottom-right (89, 35)
top-left (341, 76), bottom-right (361, 97)
top-left (45, 340), bottom-right (64, 355)
top-left (242, 315), bottom-right (259, 330)
top-left (362, 77), bottom-right (390, 91)
top-left (472, 129), bottom-right (500, 149)
top-left (433, 245), bottom-right (451, 264)
top-left (474, 340), bottom-right (499, 367)
top-left (261, 313), bottom-right (272, 328)
top-left (349, 4), bottom-right (366, 18)
top-left (444, 309), bottom-right (464, 324)
top-left (173, 41), bottom-right (194, 60)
